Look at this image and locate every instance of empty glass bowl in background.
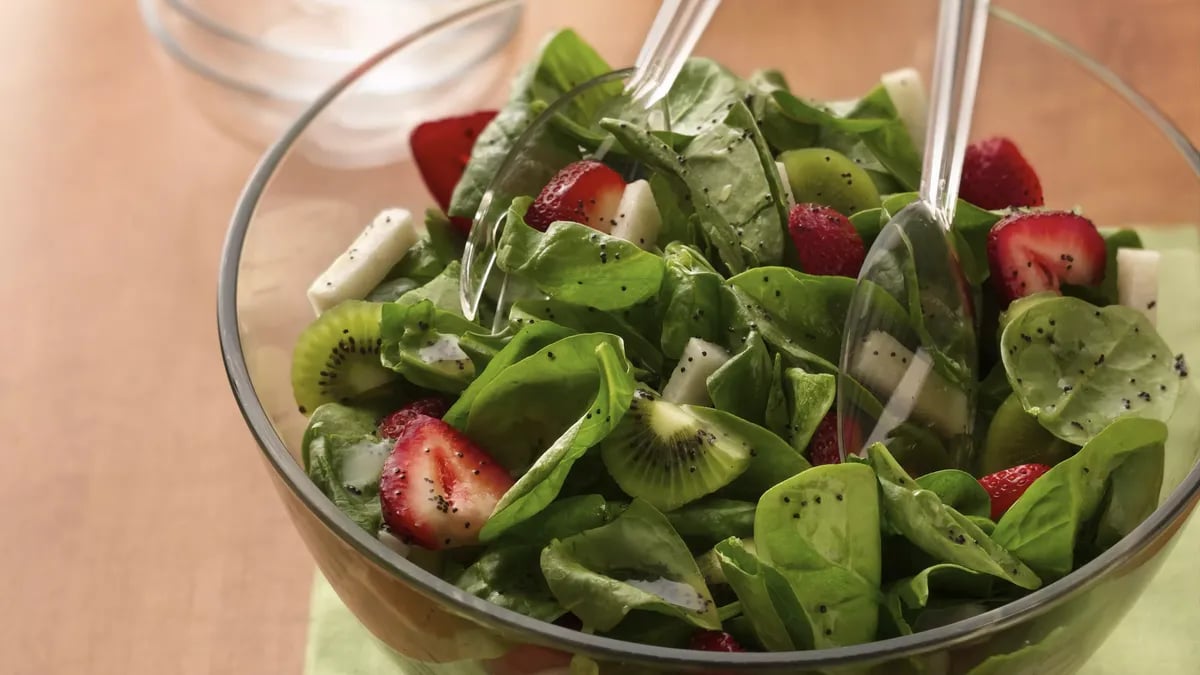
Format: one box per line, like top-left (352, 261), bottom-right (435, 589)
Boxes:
top-left (139, 0), bottom-right (522, 166)
top-left (218, 1), bottom-right (1200, 673)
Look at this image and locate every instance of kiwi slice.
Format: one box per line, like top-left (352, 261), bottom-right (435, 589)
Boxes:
top-left (779, 147), bottom-right (881, 215)
top-left (291, 300), bottom-right (395, 415)
top-left (599, 389), bottom-right (752, 512)
top-left (979, 392), bottom-right (1076, 474)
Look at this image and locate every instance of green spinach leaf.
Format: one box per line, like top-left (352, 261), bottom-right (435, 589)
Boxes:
top-left (726, 266), bottom-right (857, 371)
top-left (497, 197), bottom-right (666, 311)
top-left (603, 102), bottom-right (788, 274)
top-left (443, 321), bottom-right (575, 429)
top-left (747, 69), bottom-right (818, 152)
top-left (395, 260), bottom-right (464, 315)
top-left (454, 495), bottom-right (618, 623)
top-left (848, 84), bottom-right (923, 191)
top-left (764, 355), bottom-right (791, 438)
top-left (497, 494), bottom-right (620, 546)
top-left (302, 403), bottom-right (391, 533)
top-left (715, 537), bottom-right (816, 650)
top-left (1000, 295), bottom-right (1181, 445)
top-left (867, 443), bottom-right (1041, 590)
top-left (782, 367), bottom-right (837, 453)
top-left (658, 242), bottom-right (728, 359)
top-left (540, 500), bottom-right (720, 631)
top-left (672, 100), bottom-right (787, 266)
top-left (916, 470), bottom-right (992, 519)
top-left (455, 545), bottom-right (566, 622)
top-left (848, 207), bottom-right (885, 249)
top-left (470, 335), bottom-right (636, 540)
top-left (882, 563), bottom-right (993, 636)
top-left (662, 58), bottom-right (750, 137)
top-left (380, 300), bottom-right (484, 394)
top-left (508, 299), bottom-right (663, 374)
top-left (665, 498), bottom-right (756, 551)
top-left (753, 463), bottom-right (882, 646)
top-left (707, 331), bottom-right (773, 425)
top-left (992, 417), bottom-right (1166, 580)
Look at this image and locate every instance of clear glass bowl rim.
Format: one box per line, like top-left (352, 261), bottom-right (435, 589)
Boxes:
top-left (217, 1), bottom-right (1200, 668)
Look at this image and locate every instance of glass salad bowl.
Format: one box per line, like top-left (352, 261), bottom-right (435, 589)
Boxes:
top-left (218, 1), bottom-right (1200, 673)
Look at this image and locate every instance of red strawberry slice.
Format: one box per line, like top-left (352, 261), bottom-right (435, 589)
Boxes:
top-left (410, 110), bottom-right (498, 234)
top-left (379, 416), bottom-right (513, 550)
top-left (960, 136), bottom-right (1045, 210)
top-left (377, 397), bottom-right (450, 440)
top-left (978, 463), bottom-right (1052, 520)
top-left (986, 211), bottom-right (1106, 306)
top-left (689, 630), bottom-right (745, 652)
top-left (806, 411), bottom-right (844, 466)
top-left (525, 160), bottom-right (625, 232)
top-left (786, 203), bottom-right (866, 278)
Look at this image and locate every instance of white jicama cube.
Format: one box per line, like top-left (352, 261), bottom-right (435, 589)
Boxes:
top-left (661, 338), bottom-right (731, 406)
top-left (849, 330), bottom-right (968, 439)
top-left (307, 208), bottom-right (419, 315)
top-left (881, 67), bottom-right (928, 151)
top-left (1116, 247), bottom-right (1160, 325)
top-left (610, 179), bottom-right (662, 249)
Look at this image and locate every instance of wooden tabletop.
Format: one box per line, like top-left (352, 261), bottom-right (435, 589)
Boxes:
top-left (1, 1), bottom-right (1196, 673)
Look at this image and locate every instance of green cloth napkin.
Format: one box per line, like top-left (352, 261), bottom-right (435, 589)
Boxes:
top-left (305, 227), bottom-right (1200, 675)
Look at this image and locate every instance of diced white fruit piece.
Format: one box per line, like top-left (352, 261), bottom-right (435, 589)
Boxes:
top-left (661, 338), bottom-right (731, 406)
top-left (882, 67), bottom-right (928, 151)
top-left (849, 331), bottom-right (968, 438)
top-left (775, 161), bottom-right (796, 209)
top-left (610, 179), bottom-right (662, 249)
top-left (1116, 247), bottom-right (1160, 325)
top-left (307, 208), bottom-right (419, 315)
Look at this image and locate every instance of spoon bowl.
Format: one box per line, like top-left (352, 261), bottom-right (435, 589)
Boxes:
top-left (838, 0), bottom-right (990, 470)
top-left (839, 200), bottom-right (978, 473)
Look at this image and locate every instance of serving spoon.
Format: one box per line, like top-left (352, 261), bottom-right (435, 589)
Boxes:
top-left (460, 0), bottom-right (721, 326)
top-left (837, 0), bottom-right (991, 470)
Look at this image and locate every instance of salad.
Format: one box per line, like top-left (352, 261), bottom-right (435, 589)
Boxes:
top-left (290, 29), bottom-right (1192, 655)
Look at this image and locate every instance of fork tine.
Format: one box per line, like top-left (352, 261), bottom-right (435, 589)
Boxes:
top-left (628, 0), bottom-right (721, 109)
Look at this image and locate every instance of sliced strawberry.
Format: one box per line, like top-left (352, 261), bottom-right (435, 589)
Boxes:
top-left (786, 203), bottom-right (866, 278)
top-left (960, 136), bottom-right (1045, 210)
top-left (986, 211), bottom-right (1106, 306)
top-left (377, 397), bottom-right (450, 440)
top-left (978, 463), bottom-right (1052, 520)
top-left (806, 411), bottom-right (843, 466)
top-left (525, 160), bottom-right (625, 232)
top-left (689, 630), bottom-right (745, 652)
top-left (379, 416), bottom-right (513, 550)
top-left (410, 110), bottom-right (498, 234)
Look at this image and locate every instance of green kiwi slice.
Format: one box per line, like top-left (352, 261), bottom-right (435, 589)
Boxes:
top-left (779, 147), bottom-right (881, 215)
top-left (979, 392), bottom-right (1077, 474)
top-left (600, 389), bottom-right (752, 511)
top-left (291, 300), bottom-right (395, 415)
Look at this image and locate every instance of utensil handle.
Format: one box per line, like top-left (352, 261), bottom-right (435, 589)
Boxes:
top-left (920, 0), bottom-right (990, 222)
top-left (628, 0), bottom-right (722, 108)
